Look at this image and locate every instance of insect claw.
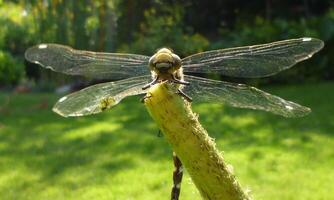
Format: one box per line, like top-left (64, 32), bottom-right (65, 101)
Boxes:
top-left (173, 79), bottom-right (190, 85)
top-left (140, 93), bottom-right (152, 103)
top-left (157, 129), bottom-right (163, 137)
top-left (142, 84), bottom-right (150, 90)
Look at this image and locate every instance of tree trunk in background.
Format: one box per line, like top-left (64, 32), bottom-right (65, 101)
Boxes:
top-left (266, 0), bottom-right (272, 21)
top-left (56, 0), bottom-right (68, 44)
top-left (303, 0), bottom-right (311, 18)
top-left (98, 0), bottom-right (107, 51)
top-left (72, 0), bottom-right (90, 49)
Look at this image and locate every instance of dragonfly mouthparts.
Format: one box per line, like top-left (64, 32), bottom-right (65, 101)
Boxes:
top-left (156, 62), bottom-right (172, 70)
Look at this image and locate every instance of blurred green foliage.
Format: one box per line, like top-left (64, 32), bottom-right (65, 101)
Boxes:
top-left (214, 10), bottom-right (334, 84)
top-left (118, 5), bottom-right (209, 56)
top-left (0, 3), bottom-right (33, 53)
top-left (0, 50), bottom-right (23, 85)
top-left (0, 0), bottom-right (333, 86)
top-left (0, 2), bottom-right (31, 85)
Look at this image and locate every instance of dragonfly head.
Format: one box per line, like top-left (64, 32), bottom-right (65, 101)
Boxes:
top-left (149, 48), bottom-right (181, 74)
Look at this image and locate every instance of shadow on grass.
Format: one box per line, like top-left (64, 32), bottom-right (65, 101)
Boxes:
top-left (0, 82), bottom-right (333, 193)
top-left (193, 82), bottom-right (334, 151)
top-left (0, 93), bottom-right (171, 186)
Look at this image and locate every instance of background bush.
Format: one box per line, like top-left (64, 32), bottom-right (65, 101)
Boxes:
top-left (0, 51), bottom-right (23, 85)
top-left (0, 0), bottom-right (333, 86)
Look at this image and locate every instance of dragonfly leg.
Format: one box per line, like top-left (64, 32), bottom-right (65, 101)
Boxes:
top-left (171, 75), bottom-right (190, 85)
top-left (142, 76), bottom-right (159, 90)
top-left (171, 152), bottom-right (183, 200)
top-left (177, 88), bottom-right (193, 102)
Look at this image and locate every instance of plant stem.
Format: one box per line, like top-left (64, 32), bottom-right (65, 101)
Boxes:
top-left (144, 83), bottom-right (251, 200)
top-left (171, 152), bottom-right (183, 200)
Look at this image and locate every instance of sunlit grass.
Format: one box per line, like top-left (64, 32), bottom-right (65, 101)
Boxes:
top-left (0, 82), bottom-right (333, 200)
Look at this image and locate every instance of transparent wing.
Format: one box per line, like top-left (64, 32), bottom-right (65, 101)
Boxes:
top-left (183, 75), bottom-right (311, 117)
top-left (53, 75), bottom-right (151, 117)
top-left (182, 38), bottom-right (324, 78)
top-left (25, 44), bottom-right (150, 79)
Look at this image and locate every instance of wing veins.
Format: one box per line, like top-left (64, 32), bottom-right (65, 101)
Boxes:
top-left (53, 75), bottom-right (151, 117)
top-left (25, 44), bottom-right (150, 79)
top-left (182, 38), bottom-right (324, 78)
top-left (184, 75), bottom-right (311, 117)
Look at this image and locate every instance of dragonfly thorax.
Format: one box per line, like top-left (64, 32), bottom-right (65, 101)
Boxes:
top-left (149, 48), bottom-right (181, 75)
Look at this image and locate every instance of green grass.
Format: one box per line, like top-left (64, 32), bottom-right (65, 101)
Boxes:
top-left (0, 82), bottom-right (334, 200)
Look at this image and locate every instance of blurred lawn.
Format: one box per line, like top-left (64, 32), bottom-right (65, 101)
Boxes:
top-left (0, 82), bottom-right (333, 200)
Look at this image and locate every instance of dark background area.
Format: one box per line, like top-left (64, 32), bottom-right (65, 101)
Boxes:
top-left (0, 0), bottom-right (333, 89)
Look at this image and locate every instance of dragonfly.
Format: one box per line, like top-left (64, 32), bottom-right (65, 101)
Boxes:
top-left (25, 38), bottom-right (323, 118)
top-left (25, 37), bottom-right (323, 200)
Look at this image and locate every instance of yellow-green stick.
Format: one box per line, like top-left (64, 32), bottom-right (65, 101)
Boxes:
top-left (144, 83), bottom-right (251, 200)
